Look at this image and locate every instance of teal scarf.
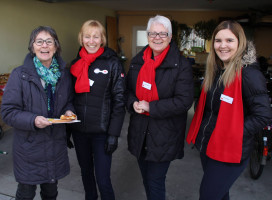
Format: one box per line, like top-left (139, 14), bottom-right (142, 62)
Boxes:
top-left (33, 56), bottom-right (61, 116)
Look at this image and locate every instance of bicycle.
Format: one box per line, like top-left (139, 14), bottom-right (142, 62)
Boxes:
top-left (249, 124), bottom-right (272, 179)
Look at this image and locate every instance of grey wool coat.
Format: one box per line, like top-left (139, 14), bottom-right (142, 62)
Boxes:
top-left (1, 54), bottom-right (74, 184)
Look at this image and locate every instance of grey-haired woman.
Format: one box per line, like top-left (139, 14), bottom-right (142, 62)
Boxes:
top-left (1, 26), bottom-right (75, 200)
top-left (126, 15), bottom-right (194, 200)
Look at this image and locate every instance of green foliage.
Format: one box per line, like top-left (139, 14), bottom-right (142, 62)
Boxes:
top-left (179, 23), bottom-right (192, 47)
top-left (171, 20), bottom-right (192, 49)
top-left (179, 23), bottom-right (192, 37)
top-left (191, 46), bottom-right (203, 53)
top-left (171, 20), bottom-right (180, 47)
top-left (193, 19), bottom-right (218, 41)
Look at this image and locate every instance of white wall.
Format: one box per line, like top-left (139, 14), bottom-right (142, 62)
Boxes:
top-left (0, 0), bottom-right (115, 73)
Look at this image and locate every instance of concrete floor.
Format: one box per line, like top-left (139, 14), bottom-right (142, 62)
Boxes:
top-left (0, 105), bottom-right (272, 200)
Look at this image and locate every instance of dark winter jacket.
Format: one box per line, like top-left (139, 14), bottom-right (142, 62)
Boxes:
top-left (1, 54), bottom-right (74, 184)
top-left (195, 42), bottom-right (272, 161)
top-left (70, 47), bottom-right (126, 137)
top-left (126, 41), bottom-right (194, 162)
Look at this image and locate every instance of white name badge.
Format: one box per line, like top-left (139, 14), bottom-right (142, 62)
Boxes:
top-left (89, 79), bottom-right (94, 86)
top-left (142, 81), bottom-right (152, 90)
top-left (220, 94), bottom-right (233, 104)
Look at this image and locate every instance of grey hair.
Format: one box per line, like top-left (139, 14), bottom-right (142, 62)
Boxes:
top-left (146, 15), bottom-right (172, 36)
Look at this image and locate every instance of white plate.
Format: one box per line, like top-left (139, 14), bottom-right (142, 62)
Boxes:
top-left (47, 118), bottom-right (81, 124)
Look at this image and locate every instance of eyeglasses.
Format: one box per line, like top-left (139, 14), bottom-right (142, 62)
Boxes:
top-left (147, 32), bottom-right (169, 38)
top-left (34, 39), bottom-right (55, 46)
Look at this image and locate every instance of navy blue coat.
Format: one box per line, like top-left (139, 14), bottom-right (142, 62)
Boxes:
top-left (1, 54), bottom-right (74, 184)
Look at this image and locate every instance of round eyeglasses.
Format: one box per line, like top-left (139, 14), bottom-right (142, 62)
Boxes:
top-left (34, 39), bottom-right (55, 46)
top-left (147, 32), bottom-right (169, 38)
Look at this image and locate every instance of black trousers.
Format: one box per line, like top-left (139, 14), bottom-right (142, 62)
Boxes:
top-left (137, 156), bottom-right (170, 200)
top-left (199, 153), bottom-right (249, 200)
top-left (15, 182), bottom-right (58, 200)
top-left (72, 132), bottom-right (115, 200)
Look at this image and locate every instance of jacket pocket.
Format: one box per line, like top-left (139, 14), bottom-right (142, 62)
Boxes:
top-left (18, 131), bottom-right (36, 149)
top-left (21, 74), bottom-right (32, 112)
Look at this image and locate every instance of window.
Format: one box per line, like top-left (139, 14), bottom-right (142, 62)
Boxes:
top-left (132, 26), bottom-right (148, 57)
top-left (137, 30), bottom-right (148, 47)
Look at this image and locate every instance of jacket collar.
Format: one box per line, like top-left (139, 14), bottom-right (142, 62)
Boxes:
top-left (242, 41), bottom-right (257, 66)
top-left (22, 53), bottom-right (66, 76)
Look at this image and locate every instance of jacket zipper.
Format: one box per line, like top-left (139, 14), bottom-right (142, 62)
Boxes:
top-left (199, 73), bottom-right (222, 152)
top-left (84, 93), bottom-right (87, 125)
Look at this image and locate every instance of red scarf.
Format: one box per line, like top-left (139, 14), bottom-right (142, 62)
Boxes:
top-left (136, 45), bottom-right (170, 115)
top-left (70, 47), bottom-right (104, 93)
top-left (186, 70), bottom-right (244, 163)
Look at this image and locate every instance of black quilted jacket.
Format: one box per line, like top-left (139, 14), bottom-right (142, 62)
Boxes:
top-left (195, 42), bottom-right (272, 161)
top-left (126, 41), bottom-right (194, 162)
top-left (195, 63), bottom-right (272, 161)
top-left (70, 47), bottom-right (126, 137)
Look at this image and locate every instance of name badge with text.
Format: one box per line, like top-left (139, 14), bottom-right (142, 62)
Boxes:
top-left (89, 79), bottom-right (94, 86)
top-left (220, 94), bottom-right (233, 104)
top-left (142, 81), bottom-right (151, 90)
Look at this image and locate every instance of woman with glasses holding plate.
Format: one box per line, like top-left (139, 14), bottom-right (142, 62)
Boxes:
top-left (126, 15), bottom-right (194, 200)
top-left (1, 26), bottom-right (75, 200)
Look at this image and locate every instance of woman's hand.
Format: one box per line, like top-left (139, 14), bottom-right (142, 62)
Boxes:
top-left (139, 100), bottom-right (150, 113)
top-left (133, 101), bottom-right (144, 114)
top-left (35, 116), bottom-right (52, 128)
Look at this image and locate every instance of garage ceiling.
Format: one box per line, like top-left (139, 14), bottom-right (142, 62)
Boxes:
top-left (40, 0), bottom-right (272, 11)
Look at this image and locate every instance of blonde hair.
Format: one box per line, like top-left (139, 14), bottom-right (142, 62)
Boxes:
top-left (78, 20), bottom-right (107, 47)
top-left (204, 20), bottom-right (247, 92)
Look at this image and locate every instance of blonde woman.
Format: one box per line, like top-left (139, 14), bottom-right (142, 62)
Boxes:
top-left (69, 20), bottom-right (126, 200)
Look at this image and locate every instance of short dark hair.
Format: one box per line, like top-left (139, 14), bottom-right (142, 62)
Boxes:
top-left (28, 26), bottom-right (61, 57)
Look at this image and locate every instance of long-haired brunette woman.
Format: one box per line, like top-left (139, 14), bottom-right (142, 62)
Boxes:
top-left (187, 20), bottom-right (272, 200)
